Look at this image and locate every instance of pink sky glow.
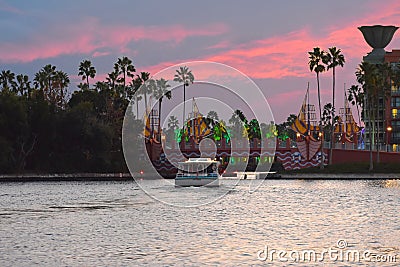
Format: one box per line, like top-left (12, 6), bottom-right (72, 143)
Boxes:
top-left (1, 0), bottom-right (400, 122)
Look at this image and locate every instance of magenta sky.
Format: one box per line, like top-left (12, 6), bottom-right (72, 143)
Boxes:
top-left (1, 0), bottom-right (400, 122)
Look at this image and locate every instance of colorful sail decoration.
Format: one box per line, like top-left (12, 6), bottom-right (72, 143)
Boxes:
top-left (144, 113), bottom-right (151, 139)
top-left (335, 90), bottom-right (360, 143)
top-left (184, 98), bottom-right (212, 142)
top-left (291, 84), bottom-right (321, 160)
top-left (186, 117), bottom-right (211, 138)
top-left (144, 106), bottom-right (160, 142)
top-left (291, 87), bottom-right (320, 135)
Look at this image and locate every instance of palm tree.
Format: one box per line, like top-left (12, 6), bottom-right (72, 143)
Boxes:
top-left (213, 120), bottom-right (228, 141)
top-left (34, 64), bottom-right (57, 104)
top-left (229, 111), bottom-right (245, 139)
top-left (375, 63), bottom-right (392, 162)
top-left (168, 115), bottom-right (180, 130)
top-left (15, 74), bottom-right (31, 97)
top-left (173, 66), bottom-right (194, 129)
top-left (78, 60), bottom-right (96, 90)
top-left (114, 56), bottom-right (135, 98)
top-left (136, 72), bottom-right (151, 113)
top-left (321, 103), bottom-right (334, 141)
top-left (50, 70), bottom-right (70, 108)
top-left (247, 119), bottom-right (261, 140)
top-left (206, 110), bottom-right (219, 127)
top-left (324, 47), bottom-right (345, 165)
top-left (33, 71), bottom-right (46, 90)
top-left (356, 61), bottom-right (378, 171)
top-left (130, 77), bottom-right (143, 116)
top-left (229, 111), bottom-right (242, 126)
top-left (0, 70), bottom-right (16, 92)
top-left (308, 47), bottom-right (327, 169)
top-left (347, 85), bottom-right (363, 126)
top-left (167, 115), bottom-right (180, 143)
top-left (391, 63), bottom-right (400, 89)
top-left (94, 81), bottom-right (109, 92)
top-left (106, 70), bottom-right (118, 93)
top-left (152, 78), bottom-right (171, 140)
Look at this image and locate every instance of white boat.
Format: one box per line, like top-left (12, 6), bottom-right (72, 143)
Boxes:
top-left (175, 158), bottom-right (220, 187)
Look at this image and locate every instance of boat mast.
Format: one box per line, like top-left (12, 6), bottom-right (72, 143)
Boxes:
top-left (344, 83), bottom-right (347, 138)
top-left (307, 82), bottom-right (310, 135)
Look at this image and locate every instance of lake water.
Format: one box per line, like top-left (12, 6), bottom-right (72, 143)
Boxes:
top-left (0, 179), bottom-right (399, 266)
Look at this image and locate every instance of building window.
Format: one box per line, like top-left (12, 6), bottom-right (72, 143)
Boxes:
top-left (392, 85), bottom-right (400, 95)
top-left (392, 109), bottom-right (400, 119)
top-left (392, 121), bottom-right (400, 131)
top-left (392, 97), bottom-right (400, 107)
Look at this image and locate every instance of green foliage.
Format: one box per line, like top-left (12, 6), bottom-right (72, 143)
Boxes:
top-left (78, 59), bottom-right (96, 89)
top-left (0, 58), bottom-right (140, 173)
top-left (275, 114), bottom-right (297, 141)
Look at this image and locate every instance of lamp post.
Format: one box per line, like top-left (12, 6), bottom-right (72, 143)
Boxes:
top-left (386, 126), bottom-right (392, 152)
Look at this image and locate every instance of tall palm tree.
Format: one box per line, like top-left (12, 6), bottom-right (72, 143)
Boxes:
top-left (130, 77), bottom-right (144, 117)
top-left (308, 47), bottom-right (326, 169)
top-left (375, 63), bottom-right (392, 162)
top-left (106, 70), bottom-right (118, 93)
top-left (15, 74), bottom-right (31, 97)
top-left (356, 61), bottom-right (378, 171)
top-left (347, 85), bottom-right (363, 126)
top-left (173, 66), bottom-right (194, 129)
top-left (324, 47), bottom-right (345, 164)
top-left (54, 70), bottom-right (70, 107)
top-left (136, 72), bottom-right (151, 113)
top-left (34, 64), bottom-right (57, 104)
top-left (391, 63), bottom-right (400, 89)
top-left (78, 59), bottom-right (96, 90)
top-left (43, 64), bottom-right (56, 92)
top-left (114, 56), bottom-right (135, 98)
top-left (0, 70), bottom-right (16, 92)
top-left (152, 78), bottom-right (171, 140)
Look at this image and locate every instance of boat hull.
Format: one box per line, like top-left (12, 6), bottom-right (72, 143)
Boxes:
top-left (175, 177), bottom-right (219, 187)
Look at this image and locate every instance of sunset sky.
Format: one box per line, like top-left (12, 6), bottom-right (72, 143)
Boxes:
top-left (1, 0), bottom-right (400, 122)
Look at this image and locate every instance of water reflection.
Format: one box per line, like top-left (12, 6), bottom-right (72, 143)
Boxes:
top-left (0, 180), bottom-right (398, 266)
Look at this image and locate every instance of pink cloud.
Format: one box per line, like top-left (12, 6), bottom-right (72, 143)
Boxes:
top-left (206, 40), bottom-right (231, 50)
top-left (92, 51), bottom-right (111, 58)
top-left (0, 17), bottom-right (228, 63)
top-left (144, 1), bottom-right (400, 81)
top-left (136, 0), bottom-right (400, 122)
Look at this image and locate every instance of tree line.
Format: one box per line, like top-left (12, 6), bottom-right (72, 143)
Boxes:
top-left (350, 61), bottom-right (400, 170)
top-left (0, 57), bottom-right (149, 173)
top-left (2, 50), bottom-right (399, 173)
top-left (0, 59), bottom-right (278, 174)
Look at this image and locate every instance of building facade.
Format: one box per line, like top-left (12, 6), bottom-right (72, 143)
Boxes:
top-left (384, 49), bottom-right (400, 151)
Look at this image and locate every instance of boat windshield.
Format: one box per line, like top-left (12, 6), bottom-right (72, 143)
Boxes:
top-left (177, 162), bottom-right (217, 176)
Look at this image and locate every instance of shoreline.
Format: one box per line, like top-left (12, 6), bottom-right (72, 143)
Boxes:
top-left (0, 173), bottom-right (134, 182)
top-left (279, 173), bottom-right (400, 180)
top-left (0, 172), bottom-right (400, 182)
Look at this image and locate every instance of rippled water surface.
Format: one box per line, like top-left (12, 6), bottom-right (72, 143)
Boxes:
top-left (0, 179), bottom-right (399, 266)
